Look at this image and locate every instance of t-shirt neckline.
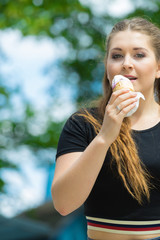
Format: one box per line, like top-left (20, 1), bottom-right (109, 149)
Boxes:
top-left (131, 121), bottom-right (160, 133)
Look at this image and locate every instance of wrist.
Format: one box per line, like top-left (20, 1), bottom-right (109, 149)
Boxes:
top-left (96, 133), bottom-right (112, 148)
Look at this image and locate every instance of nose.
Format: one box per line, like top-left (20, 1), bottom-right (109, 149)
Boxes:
top-left (122, 55), bottom-right (133, 70)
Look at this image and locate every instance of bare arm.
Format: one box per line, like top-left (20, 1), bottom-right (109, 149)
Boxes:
top-left (51, 89), bottom-right (138, 216)
top-left (51, 135), bottom-right (110, 216)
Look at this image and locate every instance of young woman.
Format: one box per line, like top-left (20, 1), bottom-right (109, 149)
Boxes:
top-left (51, 17), bottom-right (160, 240)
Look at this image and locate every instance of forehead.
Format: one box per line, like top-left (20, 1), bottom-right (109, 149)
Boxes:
top-left (109, 30), bottom-right (152, 50)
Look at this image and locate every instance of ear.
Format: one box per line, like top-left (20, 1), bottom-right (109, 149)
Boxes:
top-left (156, 61), bottom-right (160, 78)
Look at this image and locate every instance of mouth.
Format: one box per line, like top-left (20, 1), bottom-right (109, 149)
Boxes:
top-left (124, 75), bottom-right (137, 81)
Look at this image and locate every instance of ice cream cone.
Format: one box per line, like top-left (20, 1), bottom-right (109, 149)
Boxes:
top-left (112, 75), bottom-right (145, 117)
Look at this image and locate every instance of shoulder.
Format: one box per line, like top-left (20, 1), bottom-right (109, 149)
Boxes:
top-left (71, 107), bottom-right (100, 121)
top-left (65, 107), bottom-right (99, 134)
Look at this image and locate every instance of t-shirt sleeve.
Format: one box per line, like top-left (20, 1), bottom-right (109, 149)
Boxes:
top-left (56, 113), bottom-right (89, 159)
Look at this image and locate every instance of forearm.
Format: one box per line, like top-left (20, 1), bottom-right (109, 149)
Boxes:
top-left (51, 135), bottom-right (110, 216)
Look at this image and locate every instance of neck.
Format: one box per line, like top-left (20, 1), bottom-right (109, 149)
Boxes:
top-left (129, 92), bottom-right (160, 124)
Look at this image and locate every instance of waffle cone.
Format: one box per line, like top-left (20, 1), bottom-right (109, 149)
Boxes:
top-left (113, 80), bottom-right (134, 92)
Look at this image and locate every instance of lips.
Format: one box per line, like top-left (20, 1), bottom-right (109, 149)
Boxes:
top-left (124, 75), bottom-right (137, 80)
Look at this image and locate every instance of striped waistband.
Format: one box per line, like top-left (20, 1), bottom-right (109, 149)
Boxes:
top-left (86, 216), bottom-right (160, 235)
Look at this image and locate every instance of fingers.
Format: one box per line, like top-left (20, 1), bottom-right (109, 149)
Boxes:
top-left (108, 89), bottom-right (130, 105)
top-left (109, 90), bottom-right (137, 107)
top-left (107, 89), bottom-right (138, 118)
top-left (116, 95), bottom-right (138, 114)
top-left (101, 90), bottom-right (138, 144)
top-left (119, 101), bottom-right (137, 118)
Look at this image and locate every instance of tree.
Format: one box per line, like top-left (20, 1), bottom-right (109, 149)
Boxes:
top-left (0, 0), bottom-right (118, 104)
top-left (0, 0), bottom-right (160, 198)
top-left (0, 0), bottom-right (117, 197)
top-left (1, 0), bottom-right (160, 104)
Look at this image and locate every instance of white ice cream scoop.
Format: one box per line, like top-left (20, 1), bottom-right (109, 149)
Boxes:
top-left (112, 75), bottom-right (145, 117)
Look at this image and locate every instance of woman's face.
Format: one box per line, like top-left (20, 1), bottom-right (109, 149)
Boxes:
top-left (106, 30), bottom-right (160, 95)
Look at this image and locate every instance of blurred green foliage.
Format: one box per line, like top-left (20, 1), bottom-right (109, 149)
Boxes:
top-left (0, 0), bottom-right (160, 194)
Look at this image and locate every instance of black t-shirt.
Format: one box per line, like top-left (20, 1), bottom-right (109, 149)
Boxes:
top-left (56, 110), bottom-right (160, 221)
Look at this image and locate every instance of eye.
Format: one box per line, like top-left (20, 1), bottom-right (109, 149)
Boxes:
top-left (111, 54), bottom-right (123, 59)
top-left (135, 53), bottom-right (145, 58)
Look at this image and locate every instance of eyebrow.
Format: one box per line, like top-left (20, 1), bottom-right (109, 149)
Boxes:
top-left (111, 47), bottom-right (149, 52)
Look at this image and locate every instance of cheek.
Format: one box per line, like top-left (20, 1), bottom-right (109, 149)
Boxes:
top-left (138, 59), bottom-right (158, 76)
top-left (143, 65), bottom-right (158, 81)
top-left (107, 63), bottom-right (119, 82)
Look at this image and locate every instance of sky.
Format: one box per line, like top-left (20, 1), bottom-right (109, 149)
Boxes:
top-left (0, 29), bottom-right (76, 217)
top-left (0, 0), bottom-right (136, 218)
top-left (80, 0), bottom-right (134, 16)
top-left (0, 29), bottom-right (74, 111)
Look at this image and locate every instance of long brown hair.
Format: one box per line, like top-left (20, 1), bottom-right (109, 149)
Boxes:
top-left (78, 17), bottom-right (160, 204)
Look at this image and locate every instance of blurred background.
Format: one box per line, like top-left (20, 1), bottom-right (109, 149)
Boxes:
top-left (0, 0), bottom-right (160, 239)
